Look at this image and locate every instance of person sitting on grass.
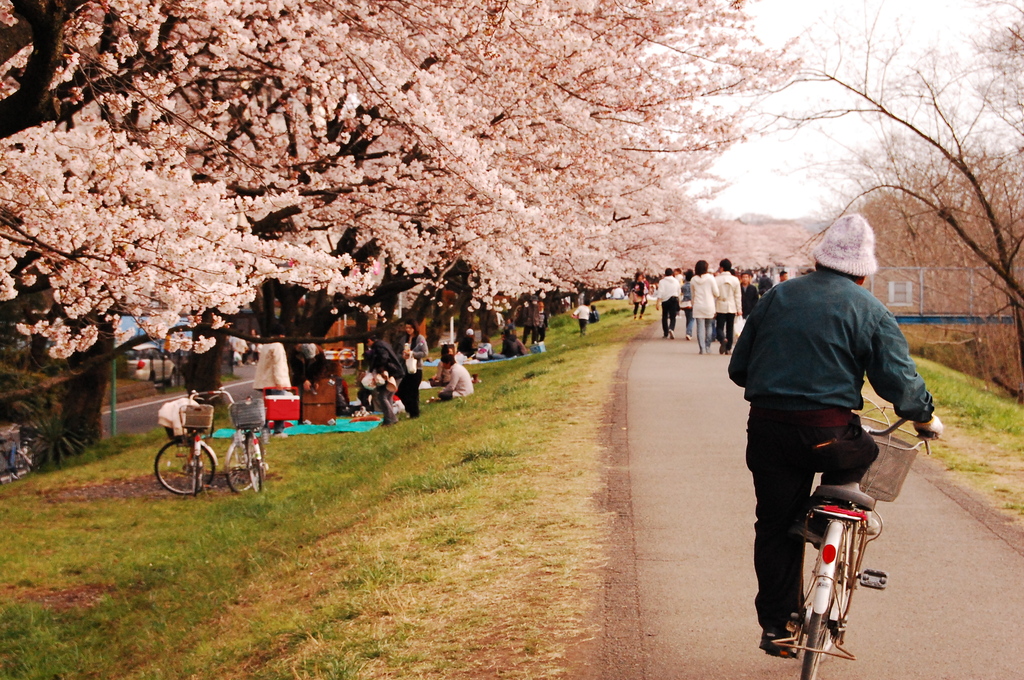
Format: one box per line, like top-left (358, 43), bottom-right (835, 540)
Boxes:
top-left (427, 354), bottom-right (474, 402)
top-left (475, 335), bottom-right (505, 361)
top-left (429, 343), bottom-right (455, 387)
top-left (457, 328), bottom-right (476, 358)
top-left (501, 328), bottom-right (528, 357)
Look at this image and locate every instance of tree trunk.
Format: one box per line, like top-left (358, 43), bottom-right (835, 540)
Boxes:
top-left (1013, 304), bottom-right (1024, 403)
top-left (182, 322), bottom-right (225, 393)
top-left (63, 329), bottom-right (113, 442)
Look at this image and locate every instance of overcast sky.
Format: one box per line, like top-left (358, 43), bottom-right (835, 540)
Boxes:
top-left (700, 0), bottom-right (982, 221)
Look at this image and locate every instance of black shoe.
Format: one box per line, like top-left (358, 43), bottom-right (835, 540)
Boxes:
top-left (760, 628), bottom-right (798, 659)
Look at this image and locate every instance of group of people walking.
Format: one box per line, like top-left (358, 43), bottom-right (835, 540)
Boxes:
top-left (628, 261), bottom-right (773, 355)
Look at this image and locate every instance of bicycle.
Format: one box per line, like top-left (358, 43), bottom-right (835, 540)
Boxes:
top-left (153, 391), bottom-right (223, 495)
top-left (223, 396), bottom-right (268, 493)
top-left (0, 426), bottom-right (35, 483)
top-left (776, 404), bottom-right (936, 680)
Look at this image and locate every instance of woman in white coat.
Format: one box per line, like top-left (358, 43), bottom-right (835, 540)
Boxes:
top-left (690, 260), bottom-right (720, 354)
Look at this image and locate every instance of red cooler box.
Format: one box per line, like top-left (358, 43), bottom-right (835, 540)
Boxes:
top-left (264, 388), bottom-right (300, 422)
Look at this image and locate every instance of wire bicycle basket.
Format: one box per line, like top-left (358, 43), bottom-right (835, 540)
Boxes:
top-left (180, 404), bottom-right (215, 431)
top-left (861, 430), bottom-right (919, 502)
top-left (229, 399), bottom-right (266, 430)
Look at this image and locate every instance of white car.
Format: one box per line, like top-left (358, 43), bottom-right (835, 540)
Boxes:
top-left (125, 342), bottom-right (177, 385)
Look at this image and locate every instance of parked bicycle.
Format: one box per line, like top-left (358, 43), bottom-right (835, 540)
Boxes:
top-left (776, 402), bottom-right (936, 680)
top-left (0, 425), bottom-right (35, 484)
top-left (223, 396), bottom-right (268, 493)
top-left (153, 391), bottom-right (222, 495)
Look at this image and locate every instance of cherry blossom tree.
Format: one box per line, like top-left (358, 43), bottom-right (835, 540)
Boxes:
top-left (0, 0), bottom-right (789, 430)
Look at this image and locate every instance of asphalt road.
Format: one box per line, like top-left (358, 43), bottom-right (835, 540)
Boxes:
top-left (101, 364), bottom-right (256, 437)
top-left (578, 325), bottom-right (1024, 680)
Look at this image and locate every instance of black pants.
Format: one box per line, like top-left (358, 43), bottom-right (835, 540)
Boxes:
top-left (716, 313), bottom-right (735, 352)
top-left (357, 386), bottom-right (372, 411)
top-left (397, 370), bottom-right (422, 418)
top-left (523, 325), bottom-right (539, 345)
top-left (661, 297), bottom-right (679, 337)
top-left (745, 414), bottom-right (878, 632)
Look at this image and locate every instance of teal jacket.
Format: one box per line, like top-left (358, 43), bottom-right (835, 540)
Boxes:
top-left (728, 268), bottom-right (934, 422)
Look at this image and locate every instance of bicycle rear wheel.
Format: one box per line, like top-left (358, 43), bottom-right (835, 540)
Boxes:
top-left (800, 519), bottom-right (845, 680)
top-left (191, 446), bottom-right (204, 495)
top-left (800, 611), bottom-right (829, 680)
top-left (249, 437), bottom-right (264, 492)
top-left (226, 433), bottom-right (253, 493)
top-left (12, 447), bottom-right (33, 478)
top-left (155, 440), bottom-right (216, 495)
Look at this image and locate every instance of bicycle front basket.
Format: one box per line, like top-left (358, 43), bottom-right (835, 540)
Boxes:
top-left (180, 404), bottom-right (215, 431)
top-left (861, 433), bottom-right (918, 502)
top-left (229, 399), bottom-right (266, 429)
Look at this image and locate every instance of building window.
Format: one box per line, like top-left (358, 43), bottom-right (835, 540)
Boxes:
top-left (888, 281), bottom-right (913, 306)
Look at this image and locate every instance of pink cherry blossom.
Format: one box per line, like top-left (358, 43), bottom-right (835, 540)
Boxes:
top-left (0, 0), bottom-right (791, 354)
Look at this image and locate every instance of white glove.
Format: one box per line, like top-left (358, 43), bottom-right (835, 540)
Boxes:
top-left (914, 414), bottom-right (944, 439)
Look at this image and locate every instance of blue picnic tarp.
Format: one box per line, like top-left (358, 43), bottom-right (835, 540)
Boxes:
top-left (211, 419), bottom-right (381, 438)
top-left (423, 352), bottom-right (532, 367)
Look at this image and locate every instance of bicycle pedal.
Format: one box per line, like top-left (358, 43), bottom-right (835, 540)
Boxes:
top-left (859, 568), bottom-right (888, 590)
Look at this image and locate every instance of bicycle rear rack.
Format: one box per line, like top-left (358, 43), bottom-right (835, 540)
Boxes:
top-left (774, 633), bottom-right (858, 661)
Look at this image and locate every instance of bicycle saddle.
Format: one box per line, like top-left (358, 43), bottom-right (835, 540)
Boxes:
top-left (811, 484), bottom-right (877, 511)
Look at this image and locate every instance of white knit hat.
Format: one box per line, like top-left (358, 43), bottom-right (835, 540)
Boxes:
top-left (813, 214), bottom-right (878, 277)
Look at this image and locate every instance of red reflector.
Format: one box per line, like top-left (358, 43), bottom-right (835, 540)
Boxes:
top-left (137, 360), bottom-right (146, 369)
top-left (822, 544), bottom-right (837, 564)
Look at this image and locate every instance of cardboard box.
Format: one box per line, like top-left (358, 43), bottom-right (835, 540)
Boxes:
top-left (302, 402), bottom-right (336, 425)
top-left (301, 379), bottom-right (336, 425)
top-left (302, 379), bottom-right (336, 406)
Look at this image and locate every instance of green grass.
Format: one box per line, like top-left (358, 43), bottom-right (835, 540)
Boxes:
top-left (908, 357), bottom-right (1024, 519)
top-left (916, 359), bottom-right (1024, 436)
top-left (0, 301), bottom-right (650, 680)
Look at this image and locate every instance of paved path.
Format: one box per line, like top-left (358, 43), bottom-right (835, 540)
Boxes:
top-left (579, 326), bottom-right (1024, 679)
top-left (101, 365), bottom-right (256, 437)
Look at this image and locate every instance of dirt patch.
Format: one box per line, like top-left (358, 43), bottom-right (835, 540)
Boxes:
top-left (4, 583), bottom-right (113, 611)
top-left (934, 428), bottom-right (1024, 528)
top-left (41, 475), bottom-right (235, 502)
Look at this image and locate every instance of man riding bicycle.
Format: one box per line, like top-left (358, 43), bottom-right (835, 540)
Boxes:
top-left (727, 214), bottom-right (943, 658)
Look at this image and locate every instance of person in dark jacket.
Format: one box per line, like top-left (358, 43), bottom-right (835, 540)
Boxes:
top-left (728, 214), bottom-right (944, 658)
top-left (739, 270), bottom-right (760, 318)
top-left (364, 334), bottom-right (405, 425)
top-left (397, 321), bottom-right (428, 419)
top-left (457, 329), bottom-right (476, 357)
top-left (289, 343), bottom-right (327, 395)
top-left (501, 328), bottom-right (528, 357)
top-left (517, 296), bottom-right (543, 345)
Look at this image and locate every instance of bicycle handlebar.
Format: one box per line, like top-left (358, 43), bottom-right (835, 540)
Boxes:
top-left (188, 389), bottom-right (235, 405)
top-left (863, 417), bottom-right (937, 458)
top-left (863, 417), bottom-right (939, 440)
top-left (863, 418), bottom-right (909, 437)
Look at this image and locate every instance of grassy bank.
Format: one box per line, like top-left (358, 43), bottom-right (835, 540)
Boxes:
top-left (0, 302), bottom-right (650, 680)
top-left (913, 358), bottom-right (1024, 522)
